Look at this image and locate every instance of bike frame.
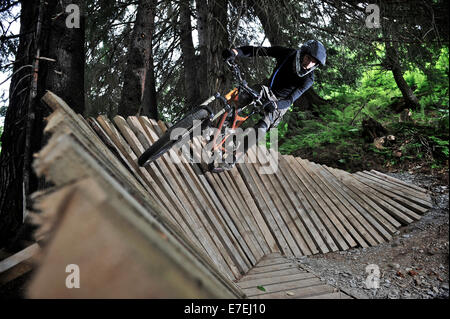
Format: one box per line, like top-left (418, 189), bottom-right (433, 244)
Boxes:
top-left (210, 88), bottom-right (249, 152)
top-left (208, 61), bottom-right (262, 155)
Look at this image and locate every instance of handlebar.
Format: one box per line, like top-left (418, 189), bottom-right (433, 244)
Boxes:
top-left (225, 60), bottom-right (261, 101)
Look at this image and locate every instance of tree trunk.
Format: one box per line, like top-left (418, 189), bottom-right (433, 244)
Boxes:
top-left (0, 0), bottom-right (84, 249)
top-left (141, 53), bottom-right (158, 119)
top-left (207, 0), bottom-right (231, 113)
top-left (179, 0), bottom-right (200, 110)
top-left (118, 0), bottom-right (157, 117)
top-left (248, 0), bottom-right (287, 46)
top-left (195, 0), bottom-right (209, 102)
top-left (384, 38), bottom-right (421, 111)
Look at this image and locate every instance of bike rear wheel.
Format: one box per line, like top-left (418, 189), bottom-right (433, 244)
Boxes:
top-left (138, 108), bottom-right (210, 166)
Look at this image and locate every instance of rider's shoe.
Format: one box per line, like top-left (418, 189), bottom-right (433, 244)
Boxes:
top-left (210, 150), bottom-right (246, 173)
top-left (212, 161), bottom-right (235, 173)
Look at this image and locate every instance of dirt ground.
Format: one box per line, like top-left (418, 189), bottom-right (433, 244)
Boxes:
top-left (291, 171), bottom-right (449, 299)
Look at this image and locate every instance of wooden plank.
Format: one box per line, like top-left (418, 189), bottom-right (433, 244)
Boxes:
top-left (296, 158), bottom-right (369, 248)
top-left (254, 257), bottom-right (290, 267)
top-left (245, 153), bottom-right (303, 256)
top-left (281, 155), bottom-right (341, 253)
top-left (37, 110), bottom-right (245, 292)
top-left (95, 116), bottom-right (154, 186)
top-left (40, 109), bottom-right (246, 294)
top-left (33, 131), bottom-right (244, 296)
top-left (143, 118), bottom-right (252, 277)
top-left (206, 171), bottom-right (261, 266)
top-left (88, 117), bottom-right (142, 184)
top-left (228, 168), bottom-right (278, 255)
top-left (94, 116), bottom-right (181, 225)
top-left (126, 117), bottom-right (244, 279)
top-left (127, 118), bottom-right (230, 272)
top-left (275, 156), bottom-right (328, 254)
top-left (312, 163), bottom-right (389, 243)
top-left (185, 133), bottom-right (264, 267)
top-left (294, 158), bottom-right (359, 249)
top-left (0, 244), bottom-right (40, 273)
top-left (238, 162), bottom-right (293, 256)
top-left (329, 168), bottom-right (415, 225)
top-left (88, 117), bottom-right (168, 215)
top-left (41, 103), bottom-right (160, 223)
top-left (27, 178), bottom-right (242, 298)
top-left (306, 161), bottom-right (381, 246)
top-left (147, 119), bottom-right (256, 273)
top-left (251, 283), bottom-right (334, 299)
top-left (363, 171), bottom-right (431, 201)
top-left (358, 171), bottom-right (432, 209)
top-left (370, 170), bottom-right (432, 195)
top-left (114, 116), bottom-right (198, 223)
top-left (153, 120), bottom-right (264, 266)
top-left (220, 171), bottom-right (268, 260)
top-left (243, 276), bottom-right (324, 297)
top-left (259, 252), bottom-right (283, 259)
top-left (255, 149), bottom-right (315, 256)
top-left (246, 262), bottom-right (298, 275)
top-left (325, 166), bottom-right (399, 236)
top-left (285, 156), bottom-right (342, 252)
top-left (354, 173), bottom-right (425, 218)
top-left (237, 272), bottom-right (316, 289)
top-left (129, 117), bottom-right (208, 234)
top-left (103, 116), bottom-right (191, 229)
top-left (0, 243), bottom-right (40, 285)
top-left (237, 268), bottom-right (303, 282)
top-left (250, 149), bottom-right (310, 256)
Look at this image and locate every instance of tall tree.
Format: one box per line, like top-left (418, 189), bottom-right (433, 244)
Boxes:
top-left (380, 2), bottom-right (422, 111)
top-left (195, 0), bottom-right (209, 102)
top-left (0, 0), bottom-right (84, 249)
top-left (384, 37), bottom-right (421, 110)
top-left (118, 0), bottom-right (157, 118)
top-left (179, 0), bottom-right (201, 109)
top-left (207, 0), bottom-right (231, 112)
top-left (248, 0), bottom-right (288, 46)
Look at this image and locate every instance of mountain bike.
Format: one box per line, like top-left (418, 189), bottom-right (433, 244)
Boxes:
top-left (138, 60), bottom-right (273, 173)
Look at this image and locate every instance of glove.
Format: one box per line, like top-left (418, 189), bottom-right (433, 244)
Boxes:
top-left (222, 48), bottom-right (237, 62)
top-left (263, 100), bottom-right (277, 113)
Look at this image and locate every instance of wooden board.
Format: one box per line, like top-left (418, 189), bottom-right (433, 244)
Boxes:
top-left (127, 117), bottom-right (246, 279)
top-left (27, 178), bottom-right (242, 298)
top-left (294, 158), bottom-right (358, 249)
top-left (0, 244), bottom-right (40, 285)
top-left (306, 161), bottom-right (381, 246)
top-left (255, 149), bottom-right (314, 256)
top-left (236, 254), bottom-right (352, 299)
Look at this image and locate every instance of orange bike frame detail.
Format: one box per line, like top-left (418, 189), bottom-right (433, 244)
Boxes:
top-left (211, 88), bottom-right (249, 152)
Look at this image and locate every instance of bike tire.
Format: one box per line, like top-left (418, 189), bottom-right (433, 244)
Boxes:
top-left (138, 108), bottom-right (210, 166)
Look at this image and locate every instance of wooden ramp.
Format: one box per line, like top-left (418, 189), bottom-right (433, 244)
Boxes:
top-left (22, 91), bottom-right (433, 298)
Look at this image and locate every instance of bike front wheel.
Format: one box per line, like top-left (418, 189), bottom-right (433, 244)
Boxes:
top-left (138, 108), bottom-right (210, 166)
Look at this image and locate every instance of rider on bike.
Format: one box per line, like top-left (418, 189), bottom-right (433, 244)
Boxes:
top-left (218, 40), bottom-right (327, 171)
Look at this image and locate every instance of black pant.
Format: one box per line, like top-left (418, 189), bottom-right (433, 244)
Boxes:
top-left (237, 87), bottom-right (288, 155)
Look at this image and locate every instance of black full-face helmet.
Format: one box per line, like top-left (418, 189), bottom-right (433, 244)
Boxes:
top-left (295, 40), bottom-right (327, 77)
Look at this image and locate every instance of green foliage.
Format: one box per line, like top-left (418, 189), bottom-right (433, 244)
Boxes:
top-left (279, 106), bottom-right (361, 154)
top-left (280, 44), bottom-right (449, 171)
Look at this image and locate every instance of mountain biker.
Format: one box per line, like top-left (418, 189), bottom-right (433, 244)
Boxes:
top-left (216, 40), bottom-right (327, 171)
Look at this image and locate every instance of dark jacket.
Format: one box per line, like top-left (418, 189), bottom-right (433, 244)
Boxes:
top-left (235, 46), bottom-right (314, 110)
